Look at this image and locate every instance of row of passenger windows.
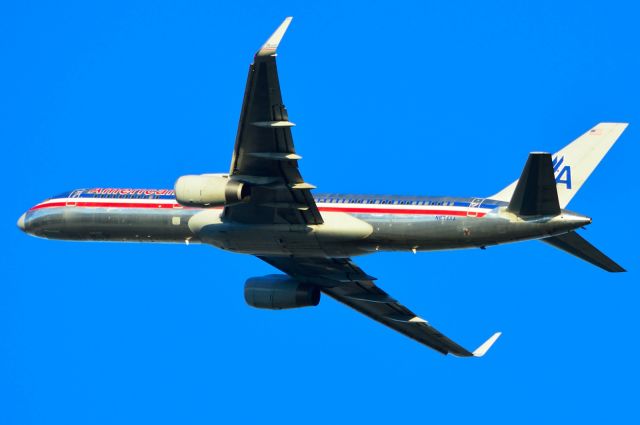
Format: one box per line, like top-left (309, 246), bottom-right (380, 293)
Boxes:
top-left (314, 198), bottom-right (455, 206)
top-left (82, 193), bottom-right (453, 205)
top-left (89, 193), bottom-right (169, 199)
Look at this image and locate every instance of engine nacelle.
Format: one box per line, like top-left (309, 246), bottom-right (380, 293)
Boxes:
top-left (174, 174), bottom-right (250, 207)
top-left (244, 275), bottom-right (321, 310)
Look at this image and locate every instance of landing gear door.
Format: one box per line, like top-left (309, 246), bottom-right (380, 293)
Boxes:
top-left (467, 198), bottom-right (484, 217)
top-left (66, 190), bottom-right (83, 207)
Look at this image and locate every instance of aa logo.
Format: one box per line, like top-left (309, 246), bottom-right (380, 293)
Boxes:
top-left (552, 156), bottom-right (572, 189)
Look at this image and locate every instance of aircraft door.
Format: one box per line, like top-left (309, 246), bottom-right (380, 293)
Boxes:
top-left (66, 190), bottom-right (83, 207)
top-left (467, 198), bottom-right (484, 217)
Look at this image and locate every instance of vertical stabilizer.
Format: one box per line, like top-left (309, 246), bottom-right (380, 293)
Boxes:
top-left (491, 123), bottom-right (628, 208)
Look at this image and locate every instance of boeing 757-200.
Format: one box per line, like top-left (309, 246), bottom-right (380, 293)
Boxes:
top-left (18, 18), bottom-right (627, 357)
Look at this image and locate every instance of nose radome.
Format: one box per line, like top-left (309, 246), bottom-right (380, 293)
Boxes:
top-left (17, 213), bottom-right (26, 231)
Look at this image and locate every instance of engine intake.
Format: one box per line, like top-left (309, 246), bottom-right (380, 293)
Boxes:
top-left (174, 174), bottom-right (250, 207)
top-left (244, 275), bottom-right (321, 310)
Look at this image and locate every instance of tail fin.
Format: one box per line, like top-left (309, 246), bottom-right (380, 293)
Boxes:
top-left (542, 231), bottom-right (625, 272)
top-left (491, 123), bottom-right (628, 207)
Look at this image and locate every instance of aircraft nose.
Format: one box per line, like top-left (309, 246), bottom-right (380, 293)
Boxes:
top-left (17, 213), bottom-right (26, 231)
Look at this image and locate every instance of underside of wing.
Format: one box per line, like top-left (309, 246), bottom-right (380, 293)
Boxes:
top-left (224, 18), bottom-right (322, 225)
top-left (258, 256), bottom-right (501, 357)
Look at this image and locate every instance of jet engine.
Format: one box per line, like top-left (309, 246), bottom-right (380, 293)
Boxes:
top-left (174, 174), bottom-right (250, 207)
top-left (244, 275), bottom-right (321, 310)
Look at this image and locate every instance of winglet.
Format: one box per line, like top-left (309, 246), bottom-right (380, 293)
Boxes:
top-left (472, 332), bottom-right (502, 357)
top-left (256, 17), bottom-right (293, 57)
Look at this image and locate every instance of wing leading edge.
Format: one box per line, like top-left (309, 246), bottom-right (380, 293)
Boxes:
top-left (259, 256), bottom-right (501, 357)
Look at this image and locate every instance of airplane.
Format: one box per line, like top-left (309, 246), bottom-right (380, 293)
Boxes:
top-left (17, 17), bottom-right (628, 357)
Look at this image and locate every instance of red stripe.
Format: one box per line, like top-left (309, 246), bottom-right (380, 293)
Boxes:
top-left (29, 201), bottom-right (487, 217)
top-left (29, 201), bottom-right (183, 210)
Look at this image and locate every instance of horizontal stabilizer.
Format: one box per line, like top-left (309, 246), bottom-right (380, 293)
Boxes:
top-left (507, 153), bottom-right (560, 216)
top-left (542, 231), bottom-right (625, 272)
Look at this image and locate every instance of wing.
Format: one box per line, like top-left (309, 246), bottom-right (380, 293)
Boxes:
top-left (224, 17), bottom-right (322, 225)
top-left (258, 256), bottom-right (501, 357)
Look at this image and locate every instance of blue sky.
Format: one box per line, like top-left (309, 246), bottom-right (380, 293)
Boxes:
top-left (2, 1), bottom-right (638, 423)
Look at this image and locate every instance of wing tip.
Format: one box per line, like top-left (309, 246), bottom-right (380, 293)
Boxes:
top-left (472, 332), bottom-right (502, 357)
top-left (256, 17), bottom-right (293, 57)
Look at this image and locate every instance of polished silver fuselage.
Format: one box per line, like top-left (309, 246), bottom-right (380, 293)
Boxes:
top-left (20, 189), bottom-right (591, 257)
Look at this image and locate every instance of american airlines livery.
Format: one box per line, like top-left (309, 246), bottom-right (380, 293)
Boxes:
top-left (18, 18), bottom-right (628, 357)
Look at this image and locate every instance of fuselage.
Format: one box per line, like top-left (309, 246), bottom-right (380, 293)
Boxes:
top-left (18, 188), bottom-right (591, 258)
